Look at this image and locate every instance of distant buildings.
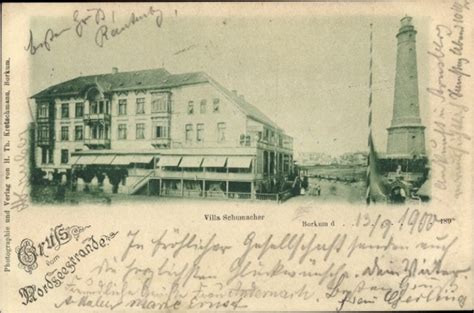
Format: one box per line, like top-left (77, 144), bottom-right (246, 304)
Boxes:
top-left (296, 152), bottom-right (367, 166)
top-left (30, 68), bottom-right (294, 197)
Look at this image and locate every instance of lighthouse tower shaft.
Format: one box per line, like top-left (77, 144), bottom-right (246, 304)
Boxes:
top-left (386, 16), bottom-right (426, 157)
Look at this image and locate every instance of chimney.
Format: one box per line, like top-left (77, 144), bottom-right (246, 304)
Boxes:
top-left (112, 67), bottom-right (119, 74)
top-left (232, 90), bottom-right (238, 95)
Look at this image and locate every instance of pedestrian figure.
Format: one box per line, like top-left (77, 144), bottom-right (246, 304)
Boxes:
top-left (55, 182), bottom-right (66, 202)
top-left (391, 186), bottom-right (406, 204)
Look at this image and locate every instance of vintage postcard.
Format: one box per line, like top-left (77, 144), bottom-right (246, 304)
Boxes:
top-left (1, 1), bottom-right (473, 311)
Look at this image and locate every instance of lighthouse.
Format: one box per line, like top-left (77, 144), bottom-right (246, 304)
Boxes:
top-left (386, 16), bottom-right (426, 158)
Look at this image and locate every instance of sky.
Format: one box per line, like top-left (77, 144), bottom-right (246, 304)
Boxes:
top-left (28, 6), bottom-right (430, 156)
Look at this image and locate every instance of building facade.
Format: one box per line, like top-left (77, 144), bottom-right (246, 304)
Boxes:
top-left (30, 68), bottom-right (294, 198)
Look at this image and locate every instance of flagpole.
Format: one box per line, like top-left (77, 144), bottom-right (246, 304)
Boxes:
top-left (366, 23), bottom-right (373, 205)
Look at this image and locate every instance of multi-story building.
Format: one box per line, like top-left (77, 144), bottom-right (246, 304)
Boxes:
top-left (30, 68), bottom-right (294, 198)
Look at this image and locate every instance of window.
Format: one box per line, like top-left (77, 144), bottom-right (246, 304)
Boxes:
top-left (75, 126), bottom-right (83, 141)
top-left (213, 98), bottom-right (220, 112)
top-left (61, 103), bottom-right (69, 118)
top-left (75, 102), bottom-right (84, 117)
top-left (90, 101), bottom-right (98, 114)
top-left (263, 151), bottom-right (269, 174)
top-left (90, 124), bottom-right (105, 139)
top-left (38, 126), bottom-right (49, 140)
top-left (41, 147), bottom-right (54, 164)
top-left (41, 147), bottom-right (48, 164)
top-left (118, 124), bottom-right (127, 140)
top-left (61, 126), bottom-right (69, 141)
top-left (136, 98), bottom-right (145, 114)
top-left (185, 124), bottom-right (193, 142)
top-left (217, 122), bottom-right (226, 142)
top-left (136, 123), bottom-right (145, 139)
top-left (155, 125), bottom-right (169, 138)
top-left (91, 125), bottom-right (98, 139)
top-left (197, 123), bottom-right (204, 142)
top-left (187, 101), bottom-right (194, 114)
top-left (264, 129), bottom-right (270, 141)
top-left (283, 155), bottom-right (289, 173)
top-left (118, 99), bottom-right (127, 115)
top-left (39, 103), bottom-right (48, 118)
top-left (151, 93), bottom-right (168, 112)
top-left (48, 148), bottom-right (54, 164)
top-left (61, 149), bottom-right (69, 164)
top-left (200, 100), bottom-right (207, 114)
top-left (98, 100), bottom-right (106, 114)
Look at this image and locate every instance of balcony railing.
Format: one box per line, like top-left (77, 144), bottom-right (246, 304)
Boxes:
top-left (36, 136), bottom-right (50, 145)
top-left (151, 137), bottom-right (171, 147)
top-left (150, 110), bottom-right (171, 117)
top-left (37, 115), bottom-right (50, 122)
top-left (84, 138), bottom-right (111, 147)
top-left (160, 189), bottom-right (293, 202)
top-left (156, 169), bottom-right (256, 181)
top-left (83, 113), bottom-right (111, 122)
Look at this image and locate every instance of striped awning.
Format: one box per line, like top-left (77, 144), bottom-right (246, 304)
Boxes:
top-left (202, 156), bottom-right (227, 167)
top-left (111, 155), bottom-right (135, 165)
top-left (130, 155), bottom-right (154, 164)
top-left (179, 156), bottom-right (203, 168)
top-left (93, 155), bottom-right (116, 165)
top-left (227, 156), bottom-right (252, 168)
top-left (75, 155), bottom-right (97, 165)
top-left (157, 156), bottom-right (181, 167)
top-left (70, 155), bottom-right (80, 165)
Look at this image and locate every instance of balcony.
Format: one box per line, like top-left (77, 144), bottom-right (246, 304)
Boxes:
top-left (84, 138), bottom-right (111, 149)
top-left (37, 115), bottom-right (50, 122)
top-left (238, 134), bottom-right (293, 152)
top-left (150, 110), bottom-right (171, 118)
top-left (151, 137), bottom-right (171, 148)
top-left (155, 169), bottom-right (256, 181)
top-left (83, 113), bottom-right (111, 123)
top-left (36, 136), bottom-right (51, 146)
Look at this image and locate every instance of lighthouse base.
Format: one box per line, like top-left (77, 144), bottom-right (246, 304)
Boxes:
top-left (386, 125), bottom-right (426, 158)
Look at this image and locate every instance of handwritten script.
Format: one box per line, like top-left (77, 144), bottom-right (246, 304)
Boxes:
top-left (37, 208), bottom-right (472, 311)
top-left (428, 0), bottom-right (471, 204)
top-left (25, 6), bottom-right (163, 55)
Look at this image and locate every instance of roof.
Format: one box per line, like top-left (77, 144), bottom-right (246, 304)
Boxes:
top-left (32, 68), bottom-right (209, 98)
top-left (207, 76), bottom-right (281, 130)
top-left (32, 67), bottom-right (282, 131)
